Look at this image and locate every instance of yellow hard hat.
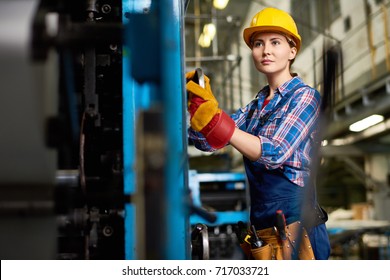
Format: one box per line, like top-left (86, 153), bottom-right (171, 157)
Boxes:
top-left (243, 7), bottom-right (301, 52)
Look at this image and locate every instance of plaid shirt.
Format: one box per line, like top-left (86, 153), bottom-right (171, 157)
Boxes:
top-left (188, 76), bottom-right (321, 187)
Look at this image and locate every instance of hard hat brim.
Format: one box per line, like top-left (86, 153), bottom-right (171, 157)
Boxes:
top-left (243, 25), bottom-right (301, 52)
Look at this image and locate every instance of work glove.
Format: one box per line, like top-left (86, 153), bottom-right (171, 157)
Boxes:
top-left (186, 70), bottom-right (235, 149)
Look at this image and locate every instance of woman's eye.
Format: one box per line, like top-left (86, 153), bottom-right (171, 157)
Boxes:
top-left (253, 41), bottom-right (263, 47)
top-left (271, 40), bottom-right (281, 45)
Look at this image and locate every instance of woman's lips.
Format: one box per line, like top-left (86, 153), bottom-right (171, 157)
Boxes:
top-left (261, 59), bottom-right (273, 64)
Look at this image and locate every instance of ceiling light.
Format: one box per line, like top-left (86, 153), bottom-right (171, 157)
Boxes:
top-left (331, 138), bottom-right (350, 146)
top-left (198, 33), bottom-right (211, 48)
top-left (203, 23), bottom-right (216, 40)
top-left (213, 0), bottom-right (229, 10)
top-left (349, 114), bottom-right (384, 132)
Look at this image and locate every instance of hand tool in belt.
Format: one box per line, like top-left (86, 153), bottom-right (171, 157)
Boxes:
top-left (275, 210), bottom-right (294, 259)
top-left (250, 225), bottom-right (264, 248)
top-left (234, 221), bottom-right (253, 259)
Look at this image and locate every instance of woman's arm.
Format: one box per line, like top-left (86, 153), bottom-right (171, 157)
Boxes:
top-left (229, 127), bottom-right (262, 161)
top-left (229, 87), bottom-right (321, 166)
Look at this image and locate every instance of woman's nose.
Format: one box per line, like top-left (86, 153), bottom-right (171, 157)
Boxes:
top-left (262, 42), bottom-right (271, 55)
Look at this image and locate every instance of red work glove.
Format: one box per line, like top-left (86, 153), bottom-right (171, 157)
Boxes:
top-left (186, 71), bottom-right (235, 149)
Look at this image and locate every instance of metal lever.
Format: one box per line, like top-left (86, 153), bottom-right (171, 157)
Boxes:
top-left (193, 67), bottom-right (205, 88)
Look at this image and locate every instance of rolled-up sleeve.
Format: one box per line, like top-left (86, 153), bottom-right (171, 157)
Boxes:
top-left (188, 128), bottom-right (216, 152)
top-left (256, 87), bottom-right (321, 170)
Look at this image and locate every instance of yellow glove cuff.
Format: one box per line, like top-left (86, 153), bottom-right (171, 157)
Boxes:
top-left (191, 107), bottom-right (221, 132)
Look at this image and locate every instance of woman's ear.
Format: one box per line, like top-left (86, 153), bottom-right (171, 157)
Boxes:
top-left (289, 47), bottom-right (297, 61)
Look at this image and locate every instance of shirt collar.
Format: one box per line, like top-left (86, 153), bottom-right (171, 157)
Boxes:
top-left (277, 76), bottom-right (303, 97)
top-left (256, 76), bottom-right (303, 99)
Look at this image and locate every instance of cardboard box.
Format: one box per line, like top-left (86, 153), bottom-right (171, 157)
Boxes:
top-left (351, 203), bottom-right (372, 220)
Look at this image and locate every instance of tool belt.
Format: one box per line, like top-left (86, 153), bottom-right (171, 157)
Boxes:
top-left (240, 221), bottom-right (315, 260)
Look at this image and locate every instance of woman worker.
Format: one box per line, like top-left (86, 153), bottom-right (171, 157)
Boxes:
top-left (186, 7), bottom-right (331, 259)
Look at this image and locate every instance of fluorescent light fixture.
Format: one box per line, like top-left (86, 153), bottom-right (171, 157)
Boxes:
top-left (349, 114), bottom-right (384, 132)
top-left (331, 138), bottom-right (349, 146)
top-left (213, 0), bottom-right (229, 10)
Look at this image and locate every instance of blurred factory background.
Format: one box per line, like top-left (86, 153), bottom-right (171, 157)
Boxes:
top-left (0, 0), bottom-right (390, 260)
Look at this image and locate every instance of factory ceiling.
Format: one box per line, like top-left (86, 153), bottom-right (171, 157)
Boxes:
top-left (183, 1), bottom-right (390, 157)
top-left (184, 0), bottom-right (251, 69)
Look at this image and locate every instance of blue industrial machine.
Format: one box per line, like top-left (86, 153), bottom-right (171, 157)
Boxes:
top-left (189, 170), bottom-right (249, 259)
top-left (189, 171), bottom-right (248, 226)
top-left (4, 0), bottom-right (196, 260)
top-left (0, 0), bottom-right (245, 260)
top-left (122, 0), bottom-right (189, 259)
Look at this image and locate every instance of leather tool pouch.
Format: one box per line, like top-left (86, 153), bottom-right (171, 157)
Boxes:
top-left (282, 221), bottom-right (315, 260)
top-left (240, 222), bottom-right (316, 260)
top-left (251, 244), bottom-right (273, 260)
top-left (240, 242), bottom-right (253, 259)
top-left (240, 240), bottom-right (276, 260)
top-left (240, 228), bottom-right (282, 260)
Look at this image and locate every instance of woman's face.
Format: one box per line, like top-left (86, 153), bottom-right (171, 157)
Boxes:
top-left (251, 32), bottom-right (297, 76)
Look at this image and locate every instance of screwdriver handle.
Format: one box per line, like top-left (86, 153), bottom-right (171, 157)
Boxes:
top-left (275, 210), bottom-right (287, 240)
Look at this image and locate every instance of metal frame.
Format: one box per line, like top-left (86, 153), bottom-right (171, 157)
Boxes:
top-left (122, 0), bottom-right (189, 259)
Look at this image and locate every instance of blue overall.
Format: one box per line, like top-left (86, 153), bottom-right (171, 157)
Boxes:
top-left (244, 158), bottom-right (304, 230)
top-left (239, 81), bottom-right (331, 259)
top-left (244, 158), bottom-right (331, 259)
